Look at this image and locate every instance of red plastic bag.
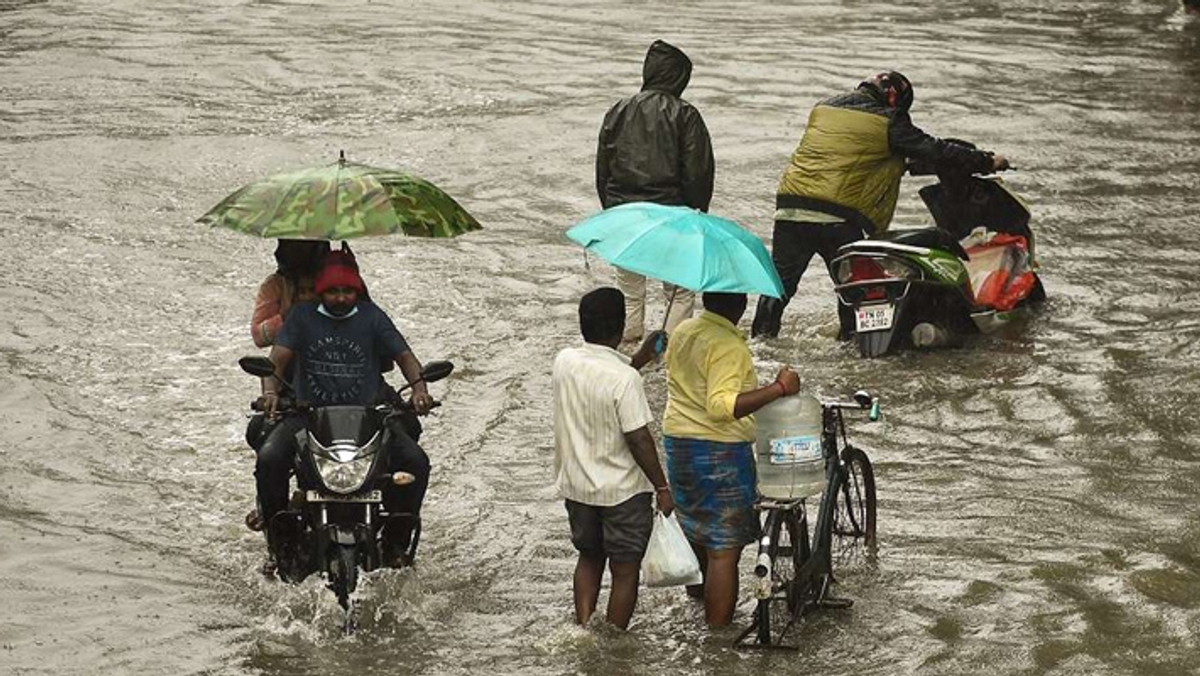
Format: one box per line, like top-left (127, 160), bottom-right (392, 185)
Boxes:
top-left (964, 234), bottom-right (1035, 311)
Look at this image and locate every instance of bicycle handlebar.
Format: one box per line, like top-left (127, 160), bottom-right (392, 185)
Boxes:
top-left (821, 391), bottom-right (882, 422)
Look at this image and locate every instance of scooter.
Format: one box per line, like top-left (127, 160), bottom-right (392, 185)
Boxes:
top-left (239, 356), bottom-right (453, 612)
top-left (831, 150), bottom-right (1045, 358)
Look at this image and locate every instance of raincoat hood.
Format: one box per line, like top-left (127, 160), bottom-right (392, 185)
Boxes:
top-left (640, 40), bottom-right (692, 97)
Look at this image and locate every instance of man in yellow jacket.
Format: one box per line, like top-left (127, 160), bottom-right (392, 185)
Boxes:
top-left (751, 71), bottom-right (1009, 338)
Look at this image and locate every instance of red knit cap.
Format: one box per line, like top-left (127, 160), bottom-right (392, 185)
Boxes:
top-left (314, 250), bottom-right (365, 294)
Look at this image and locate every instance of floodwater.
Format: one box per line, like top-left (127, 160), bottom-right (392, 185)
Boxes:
top-left (2, 1), bottom-right (1199, 674)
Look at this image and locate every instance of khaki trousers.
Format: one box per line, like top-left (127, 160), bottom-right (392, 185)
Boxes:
top-left (615, 267), bottom-right (695, 341)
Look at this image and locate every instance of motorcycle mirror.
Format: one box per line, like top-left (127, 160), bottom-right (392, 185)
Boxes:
top-left (420, 360), bottom-right (454, 384)
top-left (852, 390), bottom-right (873, 408)
top-left (239, 356), bottom-right (276, 378)
top-left (395, 360), bottom-right (456, 393)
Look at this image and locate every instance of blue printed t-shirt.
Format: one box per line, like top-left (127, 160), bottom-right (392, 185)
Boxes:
top-left (275, 301), bottom-right (410, 407)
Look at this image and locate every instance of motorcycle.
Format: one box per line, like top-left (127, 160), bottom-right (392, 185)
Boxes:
top-left (239, 355), bottom-right (453, 611)
top-left (831, 149), bottom-right (1045, 358)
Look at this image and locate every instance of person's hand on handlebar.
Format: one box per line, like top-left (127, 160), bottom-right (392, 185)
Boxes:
top-left (991, 154), bottom-right (1011, 172)
top-left (262, 391), bottom-right (280, 420)
top-left (411, 390), bottom-right (435, 415)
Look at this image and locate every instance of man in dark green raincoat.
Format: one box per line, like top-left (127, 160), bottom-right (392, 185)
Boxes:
top-left (596, 40), bottom-right (715, 343)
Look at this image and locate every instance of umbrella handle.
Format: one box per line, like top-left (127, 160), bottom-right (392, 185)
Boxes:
top-left (662, 286), bottom-right (676, 332)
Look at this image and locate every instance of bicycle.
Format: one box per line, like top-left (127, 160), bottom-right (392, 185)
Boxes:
top-left (734, 390), bottom-right (880, 649)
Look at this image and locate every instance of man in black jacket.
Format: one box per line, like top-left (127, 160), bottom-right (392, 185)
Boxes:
top-left (596, 40), bottom-right (715, 342)
top-left (750, 71), bottom-right (1008, 339)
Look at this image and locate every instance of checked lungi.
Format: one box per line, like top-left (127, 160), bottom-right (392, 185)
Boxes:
top-left (664, 436), bottom-right (760, 551)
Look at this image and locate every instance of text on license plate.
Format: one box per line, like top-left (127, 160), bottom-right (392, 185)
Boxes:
top-left (855, 304), bottom-right (895, 332)
top-left (306, 489), bottom-right (383, 503)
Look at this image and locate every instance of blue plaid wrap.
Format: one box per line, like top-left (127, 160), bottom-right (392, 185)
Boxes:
top-left (664, 436), bottom-right (760, 551)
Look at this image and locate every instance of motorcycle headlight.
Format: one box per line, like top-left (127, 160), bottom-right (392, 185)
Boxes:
top-left (310, 434), bottom-right (381, 494)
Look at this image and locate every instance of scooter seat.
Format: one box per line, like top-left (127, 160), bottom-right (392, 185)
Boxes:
top-left (881, 228), bottom-right (969, 260)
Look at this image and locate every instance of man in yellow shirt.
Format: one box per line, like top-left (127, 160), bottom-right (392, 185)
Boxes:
top-left (663, 292), bottom-right (800, 627)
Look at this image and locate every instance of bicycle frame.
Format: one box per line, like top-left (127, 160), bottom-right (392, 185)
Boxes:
top-left (735, 394), bottom-right (879, 650)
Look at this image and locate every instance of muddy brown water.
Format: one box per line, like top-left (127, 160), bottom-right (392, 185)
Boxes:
top-left (2, 1), bottom-right (1200, 674)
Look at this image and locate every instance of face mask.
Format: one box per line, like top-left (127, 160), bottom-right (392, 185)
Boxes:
top-left (318, 303), bottom-right (359, 320)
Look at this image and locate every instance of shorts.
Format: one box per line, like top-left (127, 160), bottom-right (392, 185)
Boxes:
top-left (564, 493), bottom-right (653, 563)
top-left (664, 435), bottom-right (760, 551)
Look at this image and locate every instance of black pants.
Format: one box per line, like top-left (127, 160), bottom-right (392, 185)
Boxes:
top-left (254, 415), bottom-right (431, 525)
top-left (751, 219), bottom-right (864, 338)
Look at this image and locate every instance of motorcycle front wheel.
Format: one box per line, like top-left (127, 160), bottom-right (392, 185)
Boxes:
top-left (327, 544), bottom-right (359, 610)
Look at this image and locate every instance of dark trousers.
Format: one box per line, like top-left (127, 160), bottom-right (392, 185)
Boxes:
top-left (254, 415), bottom-right (431, 525)
top-left (751, 219), bottom-right (864, 338)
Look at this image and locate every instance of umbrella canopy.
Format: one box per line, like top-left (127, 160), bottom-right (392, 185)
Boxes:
top-left (566, 202), bottom-right (784, 298)
top-left (197, 154), bottom-right (481, 240)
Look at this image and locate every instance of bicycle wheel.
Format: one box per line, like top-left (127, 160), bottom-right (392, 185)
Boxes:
top-left (832, 445), bottom-right (877, 552)
top-left (754, 506), bottom-right (809, 645)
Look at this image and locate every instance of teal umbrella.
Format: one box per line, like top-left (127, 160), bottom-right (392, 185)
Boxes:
top-left (566, 202), bottom-right (784, 298)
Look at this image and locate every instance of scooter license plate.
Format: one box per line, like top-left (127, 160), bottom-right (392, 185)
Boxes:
top-left (855, 304), bottom-right (895, 332)
top-left (305, 490), bottom-right (382, 503)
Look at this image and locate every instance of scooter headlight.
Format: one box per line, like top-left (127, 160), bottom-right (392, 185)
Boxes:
top-left (310, 433), bottom-right (381, 494)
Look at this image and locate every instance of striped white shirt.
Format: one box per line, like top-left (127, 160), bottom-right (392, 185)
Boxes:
top-left (552, 343), bottom-right (655, 506)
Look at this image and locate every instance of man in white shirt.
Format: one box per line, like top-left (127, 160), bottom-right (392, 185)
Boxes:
top-left (553, 287), bottom-right (674, 630)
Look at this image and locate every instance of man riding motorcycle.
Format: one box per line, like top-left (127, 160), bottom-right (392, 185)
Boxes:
top-left (255, 249), bottom-right (434, 568)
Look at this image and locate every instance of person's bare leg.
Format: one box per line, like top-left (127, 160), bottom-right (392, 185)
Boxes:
top-left (686, 541), bottom-right (708, 600)
top-left (606, 560), bottom-right (641, 629)
top-left (574, 554), bottom-right (605, 625)
top-left (703, 547), bottom-right (744, 627)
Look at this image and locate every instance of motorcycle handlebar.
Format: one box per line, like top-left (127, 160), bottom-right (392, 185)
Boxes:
top-left (250, 396), bottom-right (308, 413)
top-left (249, 398), bottom-right (441, 414)
top-left (378, 400), bottom-right (442, 415)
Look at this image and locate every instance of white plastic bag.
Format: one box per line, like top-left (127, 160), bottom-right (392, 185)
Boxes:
top-left (641, 512), bottom-right (703, 587)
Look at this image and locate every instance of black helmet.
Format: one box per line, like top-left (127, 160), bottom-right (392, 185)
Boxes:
top-left (862, 71), bottom-right (913, 112)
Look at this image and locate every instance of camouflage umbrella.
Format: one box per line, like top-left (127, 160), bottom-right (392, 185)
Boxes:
top-left (196, 152), bottom-right (481, 240)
